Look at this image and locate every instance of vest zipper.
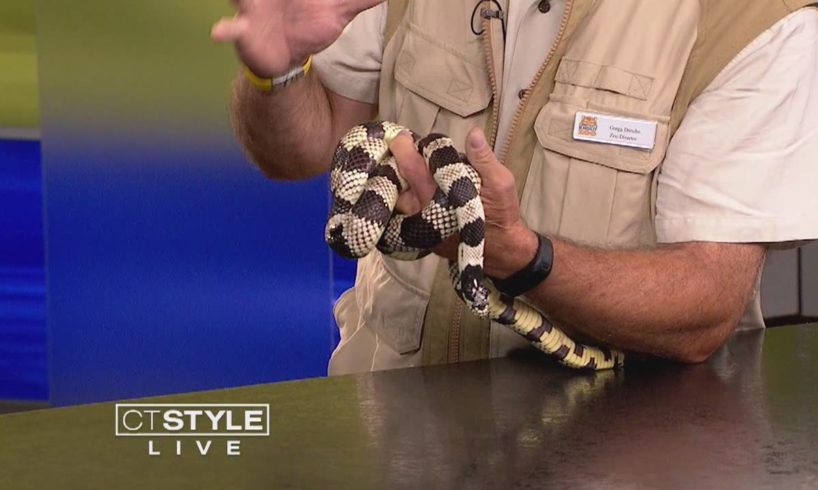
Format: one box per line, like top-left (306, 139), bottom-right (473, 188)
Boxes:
top-left (481, 13), bottom-right (502, 148)
top-left (497, 0), bottom-right (573, 162)
top-left (447, 1), bottom-right (573, 363)
top-left (447, 9), bottom-right (505, 363)
top-left (447, 302), bottom-right (464, 363)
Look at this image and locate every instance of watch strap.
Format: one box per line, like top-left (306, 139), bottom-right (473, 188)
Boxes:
top-left (491, 233), bottom-right (554, 298)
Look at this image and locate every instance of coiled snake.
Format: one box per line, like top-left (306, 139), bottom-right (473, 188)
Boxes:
top-left (326, 121), bottom-right (625, 370)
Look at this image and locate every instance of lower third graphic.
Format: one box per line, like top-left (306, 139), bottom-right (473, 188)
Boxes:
top-left (115, 403), bottom-right (271, 456)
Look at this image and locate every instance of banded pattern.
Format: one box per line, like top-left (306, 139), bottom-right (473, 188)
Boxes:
top-left (326, 121), bottom-right (625, 370)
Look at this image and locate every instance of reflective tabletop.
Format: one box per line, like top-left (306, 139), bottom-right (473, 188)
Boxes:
top-left (1, 325), bottom-right (817, 489)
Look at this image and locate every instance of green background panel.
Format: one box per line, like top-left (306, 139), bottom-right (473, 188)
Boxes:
top-left (37, 1), bottom-right (240, 145)
top-left (0, 0), bottom-right (39, 129)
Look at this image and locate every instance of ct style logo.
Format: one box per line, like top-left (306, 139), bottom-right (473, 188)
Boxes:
top-left (115, 404), bottom-right (271, 457)
top-left (577, 115), bottom-right (598, 137)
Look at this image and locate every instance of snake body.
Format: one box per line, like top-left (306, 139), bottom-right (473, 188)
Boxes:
top-left (326, 121), bottom-right (625, 370)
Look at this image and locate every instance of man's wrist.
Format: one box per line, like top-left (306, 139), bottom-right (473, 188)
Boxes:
top-left (243, 57), bottom-right (313, 92)
top-left (491, 229), bottom-right (554, 298)
top-left (493, 225), bottom-right (539, 280)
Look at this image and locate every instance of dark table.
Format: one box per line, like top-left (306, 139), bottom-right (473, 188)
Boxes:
top-left (1, 325), bottom-right (817, 489)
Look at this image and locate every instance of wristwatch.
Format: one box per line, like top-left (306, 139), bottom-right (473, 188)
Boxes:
top-left (491, 233), bottom-right (554, 298)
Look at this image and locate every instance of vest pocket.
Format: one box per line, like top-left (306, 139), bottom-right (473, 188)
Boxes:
top-left (351, 252), bottom-right (439, 355)
top-left (521, 95), bottom-right (670, 247)
top-left (393, 22), bottom-right (491, 141)
top-left (555, 58), bottom-right (655, 102)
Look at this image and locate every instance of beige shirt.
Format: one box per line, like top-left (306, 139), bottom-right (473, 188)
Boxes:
top-left (314, 3), bottom-right (818, 245)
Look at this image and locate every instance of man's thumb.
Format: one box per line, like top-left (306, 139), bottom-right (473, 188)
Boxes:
top-left (466, 128), bottom-right (501, 180)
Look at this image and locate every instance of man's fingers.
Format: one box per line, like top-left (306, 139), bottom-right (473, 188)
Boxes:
top-left (211, 17), bottom-right (248, 42)
top-left (395, 191), bottom-right (422, 215)
top-left (433, 234), bottom-right (459, 261)
top-left (230, 0), bottom-right (253, 13)
top-left (390, 133), bottom-right (438, 206)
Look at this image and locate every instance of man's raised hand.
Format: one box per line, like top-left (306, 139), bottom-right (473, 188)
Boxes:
top-left (212, 0), bottom-right (383, 78)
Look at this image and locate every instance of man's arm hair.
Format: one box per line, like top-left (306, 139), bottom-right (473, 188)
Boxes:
top-left (231, 73), bottom-right (375, 180)
top-left (527, 240), bottom-right (766, 363)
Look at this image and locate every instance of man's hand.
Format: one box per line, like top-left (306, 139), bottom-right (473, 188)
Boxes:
top-left (212, 0), bottom-right (383, 78)
top-left (390, 127), bottom-right (765, 363)
top-left (217, 0), bottom-right (379, 180)
top-left (390, 128), bottom-right (538, 279)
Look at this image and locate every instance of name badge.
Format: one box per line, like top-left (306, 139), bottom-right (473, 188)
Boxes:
top-left (573, 111), bottom-right (657, 150)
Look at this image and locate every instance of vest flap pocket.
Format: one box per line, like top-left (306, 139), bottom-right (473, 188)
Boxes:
top-left (556, 58), bottom-right (655, 101)
top-left (394, 23), bottom-right (492, 118)
top-left (535, 95), bottom-right (670, 174)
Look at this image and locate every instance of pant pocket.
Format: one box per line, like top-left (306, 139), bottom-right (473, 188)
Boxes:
top-left (354, 252), bottom-right (439, 355)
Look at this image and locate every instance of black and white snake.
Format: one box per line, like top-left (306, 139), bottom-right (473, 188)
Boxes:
top-left (326, 121), bottom-right (625, 370)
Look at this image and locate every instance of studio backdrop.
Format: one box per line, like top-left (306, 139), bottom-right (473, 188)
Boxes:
top-left (38, 1), bottom-right (336, 405)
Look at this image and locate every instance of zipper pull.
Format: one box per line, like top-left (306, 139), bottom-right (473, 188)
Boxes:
top-left (480, 2), bottom-right (506, 39)
top-left (480, 8), bottom-right (505, 20)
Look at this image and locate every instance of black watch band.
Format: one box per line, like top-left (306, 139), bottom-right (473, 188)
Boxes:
top-left (491, 233), bottom-right (554, 298)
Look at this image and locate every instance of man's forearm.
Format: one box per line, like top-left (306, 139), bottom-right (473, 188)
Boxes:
top-left (521, 237), bottom-right (766, 362)
top-left (231, 73), bottom-right (337, 180)
top-left (219, 0), bottom-right (384, 180)
top-left (419, 130), bottom-right (768, 364)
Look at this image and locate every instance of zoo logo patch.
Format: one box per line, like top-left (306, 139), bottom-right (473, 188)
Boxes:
top-left (577, 115), bottom-right (598, 137)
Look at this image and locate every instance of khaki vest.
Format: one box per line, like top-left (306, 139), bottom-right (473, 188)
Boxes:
top-left (344, 0), bottom-right (816, 365)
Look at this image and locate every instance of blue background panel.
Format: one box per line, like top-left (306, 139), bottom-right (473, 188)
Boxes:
top-left (37, 1), bottom-right (336, 406)
top-left (42, 136), bottom-right (334, 406)
top-left (0, 139), bottom-right (47, 401)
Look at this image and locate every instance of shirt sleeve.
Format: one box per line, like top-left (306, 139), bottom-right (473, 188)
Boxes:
top-left (655, 9), bottom-right (818, 245)
top-left (312, 4), bottom-right (386, 105)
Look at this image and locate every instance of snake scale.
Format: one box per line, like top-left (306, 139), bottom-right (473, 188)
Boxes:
top-left (326, 121), bottom-right (625, 370)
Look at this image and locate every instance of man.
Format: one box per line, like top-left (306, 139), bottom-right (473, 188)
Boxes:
top-left (213, 0), bottom-right (818, 374)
